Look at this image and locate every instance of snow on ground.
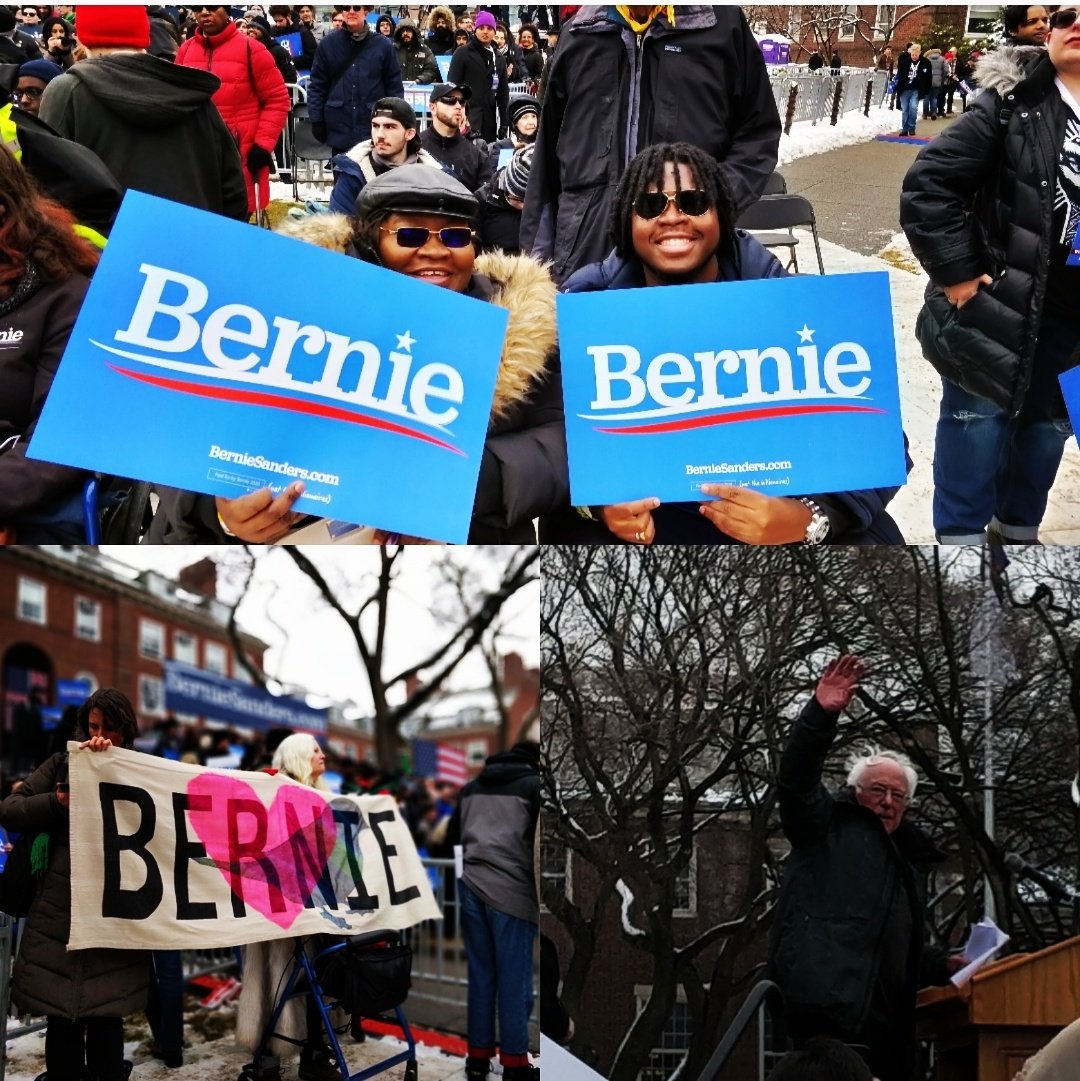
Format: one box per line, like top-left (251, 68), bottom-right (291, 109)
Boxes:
top-left (778, 105), bottom-right (905, 165)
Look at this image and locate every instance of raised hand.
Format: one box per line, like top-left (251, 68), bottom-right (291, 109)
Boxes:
top-left (814, 654), bottom-right (864, 712)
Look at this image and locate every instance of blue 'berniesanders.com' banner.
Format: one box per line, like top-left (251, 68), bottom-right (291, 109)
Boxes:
top-left (28, 192), bottom-right (508, 543)
top-left (557, 271), bottom-right (907, 505)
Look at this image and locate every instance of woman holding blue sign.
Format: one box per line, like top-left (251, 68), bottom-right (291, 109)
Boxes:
top-left (0, 144), bottom-right (97, 543)
top-left (541, 142), bottom-right (907, 546)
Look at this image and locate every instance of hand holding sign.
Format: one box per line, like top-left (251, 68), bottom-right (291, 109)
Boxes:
top-left (600, 497), bottom-right (660, 545)
top-left (216, 483), bottom-right (307, 542)
top-left (699, 484), bottom-right (812, 545)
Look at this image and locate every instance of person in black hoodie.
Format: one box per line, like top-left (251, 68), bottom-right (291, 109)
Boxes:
top-left (448, 9), bottom-right (508, 141)
top-left (540, 142), bottom-right (906, 545)
top-left (448, 741), bottom-right (540, 1081)
top-left (268, 3), bottom-right (316, 69)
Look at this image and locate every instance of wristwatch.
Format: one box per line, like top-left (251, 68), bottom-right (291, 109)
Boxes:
top-left (797, 497), bottom-right (831, 545)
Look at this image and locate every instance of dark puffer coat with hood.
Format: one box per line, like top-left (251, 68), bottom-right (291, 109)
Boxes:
top-left (900, 46), bottom-right (1080, 415)
top-left (393, 18), bottom-right (440, 84)
top-left (0, 752), bottom-right (149, 1019)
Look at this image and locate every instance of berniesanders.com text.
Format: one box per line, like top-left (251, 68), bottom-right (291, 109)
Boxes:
top-left (685, 458), bottom-right (793, 476)
top-left (208, 445), bottom-right (341, 487)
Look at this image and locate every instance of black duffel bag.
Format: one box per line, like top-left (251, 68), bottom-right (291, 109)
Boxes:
top-left (317, 939), bottom-right (413, 1017)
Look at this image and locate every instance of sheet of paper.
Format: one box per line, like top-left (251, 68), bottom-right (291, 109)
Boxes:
top-left (951, 917), bottom-right (1010, 986)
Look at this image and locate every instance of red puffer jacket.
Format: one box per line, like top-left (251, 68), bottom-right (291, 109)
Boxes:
top-left (176, 19), bottom-right (290, 214)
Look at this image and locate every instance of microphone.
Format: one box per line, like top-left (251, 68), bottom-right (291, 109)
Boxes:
top-left (1004, 853), bottom-right (1080, 903)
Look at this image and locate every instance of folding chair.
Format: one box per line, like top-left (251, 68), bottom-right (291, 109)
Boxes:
top-left (237, 931), bottom-right (417, 1081)
top-left (735, 193), bottom-right (826, 275)
top-left (761, 170), bottom-right (788, 196)
top-left (82, 475), bottom-right (153, 544)
top-left (290, 101), bottom-right (334, 202)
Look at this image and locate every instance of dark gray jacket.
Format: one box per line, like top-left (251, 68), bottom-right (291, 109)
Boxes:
top-left (900, 47), bottom-right (1080, 414)
top-left (520, 5), bottom-right (781, 283)
top-left (449, 746), bottom-right (540, 924)
top-left (0, 752), bottom-right (149, 1019)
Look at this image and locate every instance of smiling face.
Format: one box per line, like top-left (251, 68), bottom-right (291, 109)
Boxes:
top-left (854, 760), bottom-right (910, 834)
top-left (631, 161), bottom-right (720, 287)
top-left (341, 7), bottom-right (367, 32)
top-left (518, 28), bottom-right (533, 48)
top-left (377, 211), bottom-right (474, 292)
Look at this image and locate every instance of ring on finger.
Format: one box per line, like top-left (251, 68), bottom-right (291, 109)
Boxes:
top-left (635, 530), bottom-right (645, 542)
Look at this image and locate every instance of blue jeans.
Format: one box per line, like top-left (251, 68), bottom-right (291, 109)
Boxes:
top-left (458, 878), bottom-right (537, 1061)
top-left (147, 949), bottom-right (185, 1053)
top-left (933, 315), bottom-right (1076, 541)
top-left (898, 87), bottom-right (919, 133)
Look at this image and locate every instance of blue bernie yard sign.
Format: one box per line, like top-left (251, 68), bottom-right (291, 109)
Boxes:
top-left (557, 271), bottom-right (907, 505)
top-left (29, 192), bottom-right (508, 543)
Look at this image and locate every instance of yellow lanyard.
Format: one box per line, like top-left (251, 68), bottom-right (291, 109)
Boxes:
top-left (615, 6), bottom-right (676, 33)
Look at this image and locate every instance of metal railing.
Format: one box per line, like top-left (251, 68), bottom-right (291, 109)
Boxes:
top-left (690, 979), bottom-right (786, 1081)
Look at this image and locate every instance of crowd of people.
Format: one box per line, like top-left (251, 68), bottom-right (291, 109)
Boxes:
top-left (1, 689), bottom-right (542, 1081)
top-left (0, 4), bottom-right (1079, 546)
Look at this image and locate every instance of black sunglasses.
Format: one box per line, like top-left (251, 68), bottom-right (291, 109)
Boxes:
top-left (380, 226), bottom-right (475, 249)
top-left (335, 5), bottom-right (366, 11)
top-left (1050, 8), bottom-right (1079, 28)
top-left (189, 5), bottom-right (226, 12)
top-left (439, 97), bottom-right (465, 107)
top-left (634, 189), bottom-right (713, 220)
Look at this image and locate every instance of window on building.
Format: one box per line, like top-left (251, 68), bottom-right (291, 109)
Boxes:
top-left (540, 840), bottom-right (570, 911)
top-left (839, 3), bottom-right (857, 40)
top-left (466, 738), bottom-right (488, 766)
top-left (674, 846), bottom-right (697, 916)
top-left (74, 597), bottom-right (101, 642)
top-left (875, 4), bottom-right (895, 37)
top-left (966, 4), bottom-right (1001, 36)
top-left (636, 993), bottom-right (692, 1081)
top-left (17, 577), bottom-right (46, 625)
top-left (204, 641), bottom-right (228, 676)
top-left (139, 674), bottom-right (165, 718)
top-left (173, 630), bottom-right (197, 666)
top-left (139, 619), bottom-right (164, 660)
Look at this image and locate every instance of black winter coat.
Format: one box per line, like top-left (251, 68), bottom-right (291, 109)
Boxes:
top-left (0, 752), bottom-right (149, 1019)
top-left (900, 49), bottom-right (1080, 414)
top-left (768, 699), bottom-right (951, 1067)
top-left (419, 125), bottom-right (493, 191)
top-left (520, 5), bottom-right (781, 283)
top-left (895, 50), bottom-right (932, 96)
top-left (448, 36), bottom-right (509, 142)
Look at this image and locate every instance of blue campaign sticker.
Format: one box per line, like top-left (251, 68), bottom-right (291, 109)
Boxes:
top-left (557, 271), bottom-right (907, 505)
top-left (28, 192), bottom-right (508, 543)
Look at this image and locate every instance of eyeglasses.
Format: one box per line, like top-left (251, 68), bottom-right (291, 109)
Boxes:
top-left (1050, 9), bottom-right (1079, 29)
top-left (858, 783), bottom-right (909, 805)
top-left (634, 188), bottom-right (713, 220)
top-left (12, 86), bottom-right (44, 101)
top-left (336, 5), bottom-right (366, 11)
top-left (380, 226), bottom-right (475, 249)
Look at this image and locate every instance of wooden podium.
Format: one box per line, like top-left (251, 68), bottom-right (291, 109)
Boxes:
top-left (916, 937), bottom-right (1080, 1081)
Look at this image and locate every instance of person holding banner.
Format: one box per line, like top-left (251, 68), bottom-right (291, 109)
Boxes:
top-left (198, 165), bottom-right (566, 544)
top-left (0, 689), bottom-right (148, 1081)
top-left (0, 143), bottom-right (97, 543)
top-left (900, 13), bottom-right (1080, 543)
top-left (541, 141), bottom-right (906, 545)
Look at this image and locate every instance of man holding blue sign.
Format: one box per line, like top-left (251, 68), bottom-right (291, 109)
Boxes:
top-left (269, 4), bottom-right (316, 70)
top-left (901, 14), bottom-right (1080, 543)
top-left (543, 142), bottom-right (907, 545)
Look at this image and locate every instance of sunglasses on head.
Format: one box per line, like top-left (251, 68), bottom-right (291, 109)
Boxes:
top-left (634, 188), bottom-right (712, 220)
top-left (1050, 8), bottom-right (1079, 29)
top-left (381, 226), bottom-right (475, 249)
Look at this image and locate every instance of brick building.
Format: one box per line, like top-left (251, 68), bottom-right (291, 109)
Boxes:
top-left (0, 547), bottom-right (270, 756)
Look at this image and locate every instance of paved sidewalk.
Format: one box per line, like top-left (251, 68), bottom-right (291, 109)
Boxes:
top-left (777, 116), bottom-right (1080, 544)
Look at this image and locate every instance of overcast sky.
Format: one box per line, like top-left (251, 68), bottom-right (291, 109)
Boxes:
top-left (100, 546), bottom-right (538, 713)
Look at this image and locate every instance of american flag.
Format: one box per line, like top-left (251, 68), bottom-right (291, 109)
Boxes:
top-left (411, 739), bottom-right (468, 786)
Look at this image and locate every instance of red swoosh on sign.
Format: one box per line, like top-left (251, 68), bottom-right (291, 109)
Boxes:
top-left (107, 364), bottom-right (465, 456)
top-left (594, 403), bottom-right (885, 435)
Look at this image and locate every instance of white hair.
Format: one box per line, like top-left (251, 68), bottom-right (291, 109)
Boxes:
top-left (271, 732), bottom-right (328, 790)
top-left (846, 746), bottom-right (918, 800)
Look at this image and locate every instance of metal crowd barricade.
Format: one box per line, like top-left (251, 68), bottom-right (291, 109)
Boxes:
top-left (403, 857), bottom-right (467, 1010)
top-left (1, 914), bottom-right (47, 1081)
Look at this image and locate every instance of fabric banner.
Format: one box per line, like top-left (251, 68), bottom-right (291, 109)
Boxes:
top-left (68, 745), bottom-right (441, 951)
top-left (557, 271), bottom-right (907, 504)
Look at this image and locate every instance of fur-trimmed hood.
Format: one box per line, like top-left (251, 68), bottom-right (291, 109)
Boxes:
top-left (973, 44), bottom-right (1044, 97)
top-left (274, 213), bottom-right (557, 422)
top-left (424, 5), bottom-right (455, 32)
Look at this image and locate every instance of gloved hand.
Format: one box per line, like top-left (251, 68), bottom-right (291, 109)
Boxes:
top-left (247, 144), bottom-right (274, 173)
top-left (311, 121), bottom-right (328, 145)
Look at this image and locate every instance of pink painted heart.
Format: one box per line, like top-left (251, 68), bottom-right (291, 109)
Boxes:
top-left (186, 773), bottom-right (336, 929)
